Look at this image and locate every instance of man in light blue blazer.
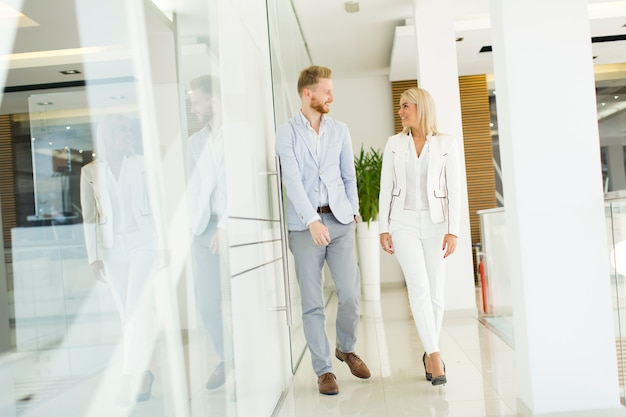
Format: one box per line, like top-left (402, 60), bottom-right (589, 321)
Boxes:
top-left (275, 66), bottom-right (370, 395)
top-left (186, 75), bottom-right (229, 390)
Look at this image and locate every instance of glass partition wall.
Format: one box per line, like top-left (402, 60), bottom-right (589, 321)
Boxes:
top-left (0, 0), bottom-right (239, 415)
top-left (265, 0), bottom-right (312, 374)
top-left (0, 0), bottom-right (312, 413)
top-left (479, 66), bottom-right (626, 403)
top-left (607, 195), bottom-right (626, 403)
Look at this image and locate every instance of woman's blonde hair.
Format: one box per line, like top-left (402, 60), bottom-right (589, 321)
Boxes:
top-left (400, 87), bottom-right (440, 136)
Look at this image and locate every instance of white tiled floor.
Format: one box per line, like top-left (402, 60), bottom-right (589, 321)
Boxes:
top-left (273, 286), bottom-right (626, 417)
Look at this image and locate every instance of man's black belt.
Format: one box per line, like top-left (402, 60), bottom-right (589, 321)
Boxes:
top-left (317, 206), bottom-right (332, 214)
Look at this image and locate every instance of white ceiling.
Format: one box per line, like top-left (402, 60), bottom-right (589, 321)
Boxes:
top-left (1, 0), bottom-right (626, 123)
top-left (291, 0), bottom-right (626, 80)
top-left (290, 0), bottom-right (626, 143)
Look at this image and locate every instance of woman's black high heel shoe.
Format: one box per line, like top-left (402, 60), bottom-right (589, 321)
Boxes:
top-left (431, 361), bottom-right (446, 386)
top-left (422, 353), bottom-right (432, 381)
top-left (136, 371), bottom-right (155, 402)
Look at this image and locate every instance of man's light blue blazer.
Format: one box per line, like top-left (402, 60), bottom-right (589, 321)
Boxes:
top-left (275, 113), bottom-right (359, 232)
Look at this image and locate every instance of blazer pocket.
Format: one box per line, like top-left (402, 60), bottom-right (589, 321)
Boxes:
top-left (434, 189), bottom-right (447, 198)
top-left (140, 195), bottom-right (152, 215)
top-left (434, 189), bottom-right (449, 219)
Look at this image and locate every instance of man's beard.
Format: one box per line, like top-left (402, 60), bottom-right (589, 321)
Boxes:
top-left (197, 111), bottom-right (214, 126)
top-left (311, 97), bottom-right (330, 114)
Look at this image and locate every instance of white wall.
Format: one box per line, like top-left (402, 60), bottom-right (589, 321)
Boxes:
top-left (218, 0), bottom-right (293, 415)
top-left (331, 74), bottom-right (404, 286)
top-left (331, 75), bottom-right (395, 152)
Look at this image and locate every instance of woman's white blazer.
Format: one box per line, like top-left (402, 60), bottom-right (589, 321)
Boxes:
top-left (378, 132), bottom-right (462, 237)
top-left (80, 155), bottom-right (156, 265)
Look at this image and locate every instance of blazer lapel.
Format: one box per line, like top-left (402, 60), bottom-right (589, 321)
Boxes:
top-left (394, 135), bottom-right (411, 170)
top-left (427, 135), bottom-right (443, 180)
top-left (292, 116), bottom-right (319, 168)
top-left (394, 134), bottom-right (410, 189)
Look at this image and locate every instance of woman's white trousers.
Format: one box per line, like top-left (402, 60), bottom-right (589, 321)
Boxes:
top-left (390, 209), bottom-right (447, 354)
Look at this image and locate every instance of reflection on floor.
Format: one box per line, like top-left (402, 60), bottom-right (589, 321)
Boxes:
top-left (478, 316), bottom-right (514, 349)
top-left (8, 326), bottom-right (232, 417)
top-left (273, 286), bottom-right (626, 417)
top-left (13, 375), bottom-right (84, 415)
top-left (5, 285), bottom-right (626, 416)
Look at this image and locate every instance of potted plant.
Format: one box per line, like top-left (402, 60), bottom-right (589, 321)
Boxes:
top-left (354, 146), bottom-right (383, 300)
top-left (354, 146), bottom-right (382, 225)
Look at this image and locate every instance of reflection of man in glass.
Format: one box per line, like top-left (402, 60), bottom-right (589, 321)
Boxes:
top-left (186, 75), bottom-right (228, 390)
top-left (80, 114), bottom-right (158, 402)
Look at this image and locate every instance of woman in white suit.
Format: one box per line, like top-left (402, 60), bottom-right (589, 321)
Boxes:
top-left (80, 114), bottom-right (159, 401)
top-left (378, 87), bottom-right (461, 386)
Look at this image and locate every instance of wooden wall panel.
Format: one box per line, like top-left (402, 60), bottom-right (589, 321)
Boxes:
top-left (459, 75), bottom-right (497, 245)
top-left (0, 115), bottom-right (16, 246)
top-left (391, 80), bottom-right (417, 134)
top-left (391, 76), bottom-right (496, 245)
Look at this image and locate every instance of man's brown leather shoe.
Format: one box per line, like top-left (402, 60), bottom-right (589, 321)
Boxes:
top-left (317, 372), bottom-right (339, 395)
top-left (335, 349), bottom-right (371, 379)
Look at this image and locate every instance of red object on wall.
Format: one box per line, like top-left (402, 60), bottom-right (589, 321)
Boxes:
top-left (479, 260), bottom-right (488, 313)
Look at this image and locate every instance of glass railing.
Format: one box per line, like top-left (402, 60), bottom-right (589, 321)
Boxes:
top-left (478, 194), bottom-right (626, 402)
top-left (476, 207), bottom-right (514, 347)
top-left (605, 191), bottom-right (626, 404)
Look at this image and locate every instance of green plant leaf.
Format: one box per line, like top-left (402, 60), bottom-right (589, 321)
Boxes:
top-left (354, 145), bottom-right (382, 225)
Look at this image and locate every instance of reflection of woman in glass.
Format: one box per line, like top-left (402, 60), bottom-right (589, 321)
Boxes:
top-left (80, 114), bottom-right (158, 402)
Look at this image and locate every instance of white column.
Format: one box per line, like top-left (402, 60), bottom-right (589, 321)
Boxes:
top-left (489, 0), bottom-right (621, 414)
top-left (412, 0), bottom-right (476, 311)
top-left (607, 145), bottom-right (626, 192)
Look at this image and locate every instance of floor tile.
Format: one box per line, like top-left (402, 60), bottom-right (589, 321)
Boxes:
top-left (274, 286), bottom-right (560, 417)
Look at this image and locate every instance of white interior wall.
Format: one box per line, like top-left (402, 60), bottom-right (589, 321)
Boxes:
top-left (331, 75), bottom-right (404, 286)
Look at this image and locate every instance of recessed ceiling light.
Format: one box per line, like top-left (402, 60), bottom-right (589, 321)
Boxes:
top-left (37, 101), bottom-right (53, 106)
top-left (60, 69), bottom-right (81, 75)
top-left (456, 37), bottom-right (464, 42)
top-left (110, 95), bottom-right (126, 100)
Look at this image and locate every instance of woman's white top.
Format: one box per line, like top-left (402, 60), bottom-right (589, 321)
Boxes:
top-left (404, 133), bottom-right (430, 211)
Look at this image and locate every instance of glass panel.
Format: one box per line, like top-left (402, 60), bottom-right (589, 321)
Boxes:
top-left (597, 72), bottom-right (626, 193)
top-left (266, 0), bottom-right (312, 373)
top-left (1, 0), bottom-right (234, 415)
top-left (476, 208), bottom-right (514, 347)
top-left (172, 1), bottom-right (236, 415)
top-left (28, 87), bottom-right (132, 223)
top-left (608, 199), bottom-right (626, 404)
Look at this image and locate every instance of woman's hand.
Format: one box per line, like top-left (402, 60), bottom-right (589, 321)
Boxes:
top-left (380, 233), bottom-right (394, 255)
top-left (90, 261), bottom-right (107, 283)
top-left (442, 234), bottom-right (457, 258)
